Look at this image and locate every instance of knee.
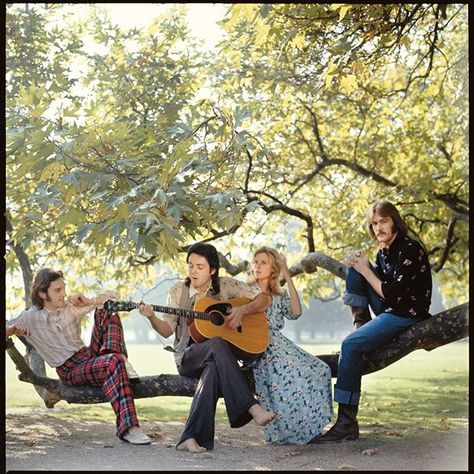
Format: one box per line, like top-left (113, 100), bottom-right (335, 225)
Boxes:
top-left (341, 334), bottom-right (361, 353)
top-left (208, 337), bottom-right (227, 350)
top-left (345, 267), bottom-right (364, 285)
top-left (105, 353), bottom-right (126, 371)
top-left (346, 267), bottom-right (359, 280)
top-left (94, 307), bottom-right (121, 327)
top-left (207, 337), bottom-right (233, 358)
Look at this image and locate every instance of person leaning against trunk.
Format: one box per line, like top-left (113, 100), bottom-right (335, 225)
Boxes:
top-left (6, 268), bottom-right (150, 445)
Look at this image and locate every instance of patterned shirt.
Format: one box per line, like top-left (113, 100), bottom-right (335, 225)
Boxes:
top-left (163, 276), bottom-right (260, 332)
top-left (7, 290), bottom-right (118, 367)
top-left (374, 234), bottom-right (432, 319)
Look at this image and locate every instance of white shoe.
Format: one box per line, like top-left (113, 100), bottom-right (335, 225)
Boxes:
top-left (124, 359), bottom-right (140, 379)
top-left (123, 427), bottom-right (151, 445)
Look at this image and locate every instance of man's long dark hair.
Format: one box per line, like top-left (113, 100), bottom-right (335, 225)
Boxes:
top-left (30, 268), bottom-right (64, 309)
top-left (366, 201), bottom-right (408, 242)
top-left (184, 242), bottom-right (220, 294)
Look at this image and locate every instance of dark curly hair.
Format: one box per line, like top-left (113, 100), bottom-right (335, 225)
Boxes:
top-left (30, 268), bottom-right (64, 309)
top-left (184, 242), bottom-right (220, 294)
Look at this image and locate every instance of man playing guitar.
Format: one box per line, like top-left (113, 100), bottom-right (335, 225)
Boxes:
top-left (138, 242), bottom-right (276, 453)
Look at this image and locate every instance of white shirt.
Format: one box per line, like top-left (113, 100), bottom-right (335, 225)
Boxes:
top-left (8, 290), bottom-right (119, 367)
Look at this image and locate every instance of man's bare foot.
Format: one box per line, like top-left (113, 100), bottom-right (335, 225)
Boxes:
top-left (176, 438), bottom-right (206, 453)
top-left (248, 404), bottom-right (276, 426)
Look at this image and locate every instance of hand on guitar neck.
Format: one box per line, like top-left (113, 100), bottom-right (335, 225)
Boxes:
top-left (105, 297), bottom-right (270, 357)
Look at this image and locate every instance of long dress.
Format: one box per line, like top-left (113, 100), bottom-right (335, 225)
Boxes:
top-left (251, 290), bottom-right (333, 444)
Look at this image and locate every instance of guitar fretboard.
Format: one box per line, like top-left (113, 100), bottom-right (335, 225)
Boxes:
top-left (128, 302), bottom-right (212, 321)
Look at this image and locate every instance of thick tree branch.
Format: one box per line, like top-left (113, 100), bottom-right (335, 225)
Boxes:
top-left (6, 303), bottom-right (467, 405)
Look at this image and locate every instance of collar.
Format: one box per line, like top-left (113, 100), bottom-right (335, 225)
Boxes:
top-left (189, 280), bottom-right (214, 299)
top-left (45, 308), bottom-right (61, 319)
top-left (381, 232), bottom-right (404, 256)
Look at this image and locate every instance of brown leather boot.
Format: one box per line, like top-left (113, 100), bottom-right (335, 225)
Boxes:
top-left (351, 306), bottom-right (371, 329)
top-left (309, 404), bottom-right (359, 443)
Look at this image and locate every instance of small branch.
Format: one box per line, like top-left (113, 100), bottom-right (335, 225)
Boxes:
top-left (433, 213), bottom-right (463, 272)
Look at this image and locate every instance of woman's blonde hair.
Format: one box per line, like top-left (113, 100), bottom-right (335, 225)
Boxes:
top-left (248, 246), bottom-right (284, 295)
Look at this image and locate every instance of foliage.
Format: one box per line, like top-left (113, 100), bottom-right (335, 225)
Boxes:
top-left (5, 3), bottom-right (468, 312)
top-left (211, 3), bottom-right (468, 305)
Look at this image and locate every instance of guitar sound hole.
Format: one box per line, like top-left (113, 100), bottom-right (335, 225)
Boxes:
top-left (209, 311), bottom-right (224, 326)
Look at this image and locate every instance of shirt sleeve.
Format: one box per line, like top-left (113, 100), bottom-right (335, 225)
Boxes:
top-left (280, 289), bottom-right (300, 320)
top-left (7, 310), bottom-right (29, 329)
top-left (222, 277), bottom-right (260, 300)
top-left (381, 242), bottom-right (427, 305)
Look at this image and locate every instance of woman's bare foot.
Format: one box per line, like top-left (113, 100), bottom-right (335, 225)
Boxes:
top-left (248, 404), bottom-right (276, 426)
top-left (176, 438), bottom-right (206, 453)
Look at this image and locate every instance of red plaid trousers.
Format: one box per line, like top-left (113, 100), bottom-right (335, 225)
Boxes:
top-left (56, 307), bottom-right (139, 439)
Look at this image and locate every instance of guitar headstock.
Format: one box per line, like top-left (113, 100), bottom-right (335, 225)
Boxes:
top-left (104, 300), bottom-right (137, 312)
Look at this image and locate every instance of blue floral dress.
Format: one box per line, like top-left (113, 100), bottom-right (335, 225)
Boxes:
top-left (251, 291), bottom-right (333, 444)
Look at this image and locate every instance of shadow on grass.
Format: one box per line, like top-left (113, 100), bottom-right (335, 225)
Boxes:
top-left (359, 372), bottom-right (468, 432)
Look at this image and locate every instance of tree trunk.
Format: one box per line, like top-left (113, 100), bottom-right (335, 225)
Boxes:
top-left (5, 302), bottom-right (467, 407)
top-left (6, 216), bottom-right (62, 405)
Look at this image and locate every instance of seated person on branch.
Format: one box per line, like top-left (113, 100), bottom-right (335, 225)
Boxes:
top-left (138, 242), bottom-right (276, 453)
top-left (6, 268), bottom-right (151, 445)
top-left (311, 200), bottom-right (432, 444)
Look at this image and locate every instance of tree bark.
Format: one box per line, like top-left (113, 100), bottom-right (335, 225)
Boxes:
top-left (5, 302), bottom-right (467, 407)
top-left (6, 216), bottom-right (61, 405)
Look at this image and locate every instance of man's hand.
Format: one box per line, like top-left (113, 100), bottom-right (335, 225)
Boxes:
top-left (138, 301), bottom-right (155, 320)
top-left (345, 250), bottom-right (384, 298)
top-left (226, 305), bottom-right (248, 330)
top-left (6, 324), bottom-right (31, 337)
top-left (344, 250), bottom-right (370, 275)
top-left (68, 294), bottom-right (93, 307)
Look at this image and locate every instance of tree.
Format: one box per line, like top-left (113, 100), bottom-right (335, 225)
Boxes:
top-left (6, 5), bottom-right (468, 326)
top-left (208, 3), bottom-right (468, 305)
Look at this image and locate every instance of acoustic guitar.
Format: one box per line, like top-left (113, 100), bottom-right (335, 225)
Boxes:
top-left (104, 297), bottom-right (269, 357)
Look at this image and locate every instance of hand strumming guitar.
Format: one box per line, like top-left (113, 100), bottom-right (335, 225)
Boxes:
top-left (226, 304), bottom-right (248, 330)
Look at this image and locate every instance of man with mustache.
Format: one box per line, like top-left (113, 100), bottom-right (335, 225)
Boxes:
top-left (311, 201), bottom-right (432, 444)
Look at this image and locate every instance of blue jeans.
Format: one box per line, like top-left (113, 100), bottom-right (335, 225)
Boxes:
top-left (343, 266), bottom-right (386, 315)
top-left (335, 268), bottom-right (420, 405)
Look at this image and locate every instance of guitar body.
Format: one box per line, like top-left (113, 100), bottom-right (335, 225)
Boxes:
top-left (188, 297), bottom-right (269, 356)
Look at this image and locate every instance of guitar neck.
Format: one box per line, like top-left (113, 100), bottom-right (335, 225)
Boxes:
top-left (132, 302), bottom-right (209, 320)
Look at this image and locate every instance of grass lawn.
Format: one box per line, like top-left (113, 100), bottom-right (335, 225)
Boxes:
top-left (6, 340), bottom-right (468, 433)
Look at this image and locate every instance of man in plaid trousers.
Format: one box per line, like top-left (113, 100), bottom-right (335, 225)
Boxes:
top-left (6, 268), bottom-right (150, 445)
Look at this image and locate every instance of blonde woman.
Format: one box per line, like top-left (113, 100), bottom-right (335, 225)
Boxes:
top-left (250, 247), bottom-right (333, 445)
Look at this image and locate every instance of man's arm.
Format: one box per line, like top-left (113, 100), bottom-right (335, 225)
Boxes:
top-left (345, 251), bottom-right (385, 298)
top-left (138, 283), bottom-right (179, 338)
top-left (6, 324), bottom-right (31, 338)
top-left (138, 304), bottom-right (174, 338)
top-left (6, 311), bottom-right (31, 339)
top-left (68, 291), bottom-right (118, 307)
